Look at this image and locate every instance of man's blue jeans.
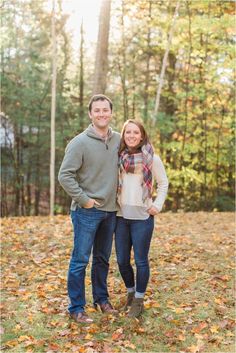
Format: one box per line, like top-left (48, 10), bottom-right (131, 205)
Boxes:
top-left (68, 207), bottom-right (116, 314)
top-left (115, 216), bottom-right (154, 293)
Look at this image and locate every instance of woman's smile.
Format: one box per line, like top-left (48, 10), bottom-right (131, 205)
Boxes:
top-left (124, 122), bottom-right (142, 148)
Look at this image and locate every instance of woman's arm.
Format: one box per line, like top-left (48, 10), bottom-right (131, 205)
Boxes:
top-left (148, 155), bottom-right (168, 215)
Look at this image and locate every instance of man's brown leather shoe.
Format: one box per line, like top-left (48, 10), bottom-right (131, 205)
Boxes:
top-left (98, 302), bottom-right (118, 314)
top-left (70, 312), bottom-right (93, 323)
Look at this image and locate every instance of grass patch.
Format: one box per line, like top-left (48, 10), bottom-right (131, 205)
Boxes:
top-left (1, 212), bottom-right (235, 352)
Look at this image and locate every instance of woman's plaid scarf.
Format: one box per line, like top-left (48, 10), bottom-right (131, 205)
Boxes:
top-left (118, 143), bottom-right (154, 202)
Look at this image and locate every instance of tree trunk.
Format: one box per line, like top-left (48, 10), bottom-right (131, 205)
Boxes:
top-left (143, 0), bottom-right (152, 123)
top-left (79, 21), bottom-right (85, 129)
top-left (34, 118), bottom-right (41, 216)
top-left (199, 3), bottom-right (211, 207)
top-left (119, 0), bottom-right (128, 121)
top-left (26, 127), bottom-right (32, 215)
top-left (153, 0), bottom-right (180, 124)
top-left (179, 1), bottom-right (192, 170)
top-left (131, 50), bottom-right (136, 119)
top-left (93, 0), bottom-right (111, 94)
top-left (50, 0), bottom-right (57, 217)
top-left (216, 103), bottom-right (225, 197)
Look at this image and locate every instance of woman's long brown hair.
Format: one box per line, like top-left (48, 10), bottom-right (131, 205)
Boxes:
top-left (119, 119), bottom-right (150, 154)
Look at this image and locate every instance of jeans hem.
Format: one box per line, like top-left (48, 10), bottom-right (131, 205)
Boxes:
top-left (69, 309), bottom-right (84, 314)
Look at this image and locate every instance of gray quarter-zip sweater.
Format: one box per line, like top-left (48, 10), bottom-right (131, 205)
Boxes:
top-left (58, 125), bottom-right (120, 211)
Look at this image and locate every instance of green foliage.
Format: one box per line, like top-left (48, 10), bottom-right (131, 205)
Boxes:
top-left (1, 0), bottom-right (235, 215)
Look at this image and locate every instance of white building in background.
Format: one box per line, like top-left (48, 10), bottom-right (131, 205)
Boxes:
top-left (0, 113), bottom-right (14, 147)
top-left (0, 113), bottom-right (39, 147)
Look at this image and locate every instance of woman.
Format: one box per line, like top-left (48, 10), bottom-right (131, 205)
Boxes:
top-left (115, 119), bottom-right (168, 318)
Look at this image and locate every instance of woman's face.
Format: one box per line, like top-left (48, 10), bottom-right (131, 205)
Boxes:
top-left (124, 122), bottom-right (142, 149)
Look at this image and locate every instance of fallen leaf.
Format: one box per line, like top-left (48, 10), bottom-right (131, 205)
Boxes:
top-left (48, 343), bottom-right (61, 351)
top-left (5, 340), bottom-right (18, 348)
top-left (124, 342), bottom-right (136, 349)
top-left (188, 345), bottom-right (200, 353)
top-left (210, 325), bottom-right (219, 333)
top-left (192, 322), bottom-right (208, 333)
top-left (85, 333), bottom-right (93, 340)
top-left (178, 334), bottom-right (186, 341)
top-left (173, 307), bottom-right (185, 314)
top-left (112, 328), bottom-right (124, 341)
top-left (18, 335), bottom-right (33, 342)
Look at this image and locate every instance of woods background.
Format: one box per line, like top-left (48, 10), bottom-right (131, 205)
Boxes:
top-left (1, 0), bottom-right (235, 217)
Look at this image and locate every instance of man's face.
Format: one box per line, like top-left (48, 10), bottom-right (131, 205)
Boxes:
top-left (89, 99), bottom-right (112, 131)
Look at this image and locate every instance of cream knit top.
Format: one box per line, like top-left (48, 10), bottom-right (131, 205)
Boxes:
top-left (117, 154), bottom-right (168, 220)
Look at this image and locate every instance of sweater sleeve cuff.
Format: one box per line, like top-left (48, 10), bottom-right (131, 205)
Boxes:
top-left (75, 194), bottom-right (91, 207)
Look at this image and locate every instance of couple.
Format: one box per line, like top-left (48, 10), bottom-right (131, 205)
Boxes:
top-left (58, 94), bottom-right (168, 323)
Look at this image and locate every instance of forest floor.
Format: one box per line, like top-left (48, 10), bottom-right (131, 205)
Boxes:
top-left (1, 212), bottom-right (235, 353)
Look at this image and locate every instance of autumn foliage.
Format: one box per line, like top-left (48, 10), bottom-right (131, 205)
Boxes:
top-left (1, 212), bottom-right (235, 352)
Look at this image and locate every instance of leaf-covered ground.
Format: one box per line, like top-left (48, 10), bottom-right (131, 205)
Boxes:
top-left (1, 212), bottom-right (235, 353)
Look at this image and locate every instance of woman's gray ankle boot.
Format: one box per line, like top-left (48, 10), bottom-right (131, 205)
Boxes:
top-left (124, 292), bottom-right (135, 310)
top-left (128, 297), bottom-right (144, 317)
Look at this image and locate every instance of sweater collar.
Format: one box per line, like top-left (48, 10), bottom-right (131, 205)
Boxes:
top-left (86, 124), bottom-right (113, 141)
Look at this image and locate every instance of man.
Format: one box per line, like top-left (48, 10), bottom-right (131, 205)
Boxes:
top-left (58, 94), bottom-right (120, 323)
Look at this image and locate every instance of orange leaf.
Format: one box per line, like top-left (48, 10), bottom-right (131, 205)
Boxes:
top-left (48, 343), bottom-right (61, 351)
top-left (112, 328), bottom-right (124, 341)
top-left (178, 334), bottom-right (186, 341)
top-left (192, 322), bottom-right (208, 333)
top-left (86, 307), bottom-right (97, 313)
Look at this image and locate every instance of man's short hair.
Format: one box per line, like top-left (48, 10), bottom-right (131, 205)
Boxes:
top-left (88, 94), bottom-right (113, 112)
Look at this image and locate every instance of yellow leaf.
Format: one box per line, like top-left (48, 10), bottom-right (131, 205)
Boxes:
top-left (173, 307), bottom-right (185, 314)
top-left (145, 289), bottom-right (152, 295)
top-left (5, 340), bottom-right (18, 348)
top-left (87, 324), bottom-right (100, 333)
top-left (18, 336), bottom-right (32, 342)
top-left (188, 345), bottom-right (200, 353)
top-left (210, 325), bottom-right (219, 333)
top-left (84, 333), bottom-right (93, 340)
top-left (214, 298), bottom-right (223, 305)
top-left (13, 324), bottom-right (21, 332)
top-left (170, 319), bottom-right (181, 325)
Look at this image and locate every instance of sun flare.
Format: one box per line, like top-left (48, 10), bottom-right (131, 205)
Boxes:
top-left (61, 0), bottom-right (102, 47)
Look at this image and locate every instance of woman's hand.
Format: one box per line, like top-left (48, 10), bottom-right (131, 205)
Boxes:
top-left (147, 205), bottom-right (159, 216)
top-left (83, 199), bottom-right (101, 209)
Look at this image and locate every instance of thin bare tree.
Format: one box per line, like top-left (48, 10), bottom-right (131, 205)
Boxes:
top-left (50, 0), bottom-right (57, 216)
top-left (79, 20), bottom-right (85, 129)
top-left (152, 1), bottom-right (180, 124)
top-left (93, 0), bottom-right (111, 94)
